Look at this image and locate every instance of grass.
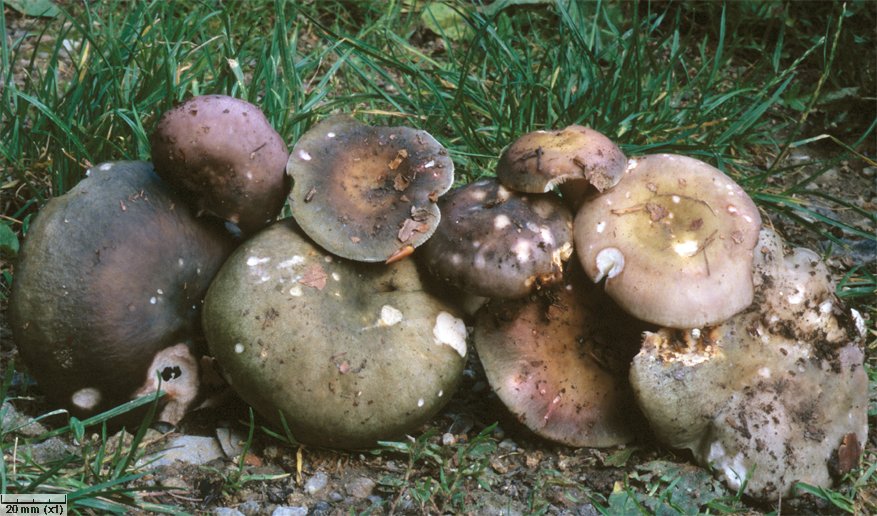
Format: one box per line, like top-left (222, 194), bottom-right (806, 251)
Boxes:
top-left (0, 0), bottom-right (875, 513)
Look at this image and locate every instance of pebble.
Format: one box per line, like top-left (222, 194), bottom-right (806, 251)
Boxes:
top-left (159, 476), bottom-right (188, 491)
top-left (213, 509), bottom-right (244, 516)
top-left (311, 500), bottom-right (332, 515)
top-left (139, 435), bottom-right (224, 468)
top-left (442, 433), bottom-right (457, 446)
top-left (498, 438), bottom-right (519, 451)
top-left (305, 471), bottom-right (329, 495)
top-left (271, 506), bottom-right (308, 516)
top-left (345, 476), bottom-right (376, 499)
top-left (237, 500), bottom-right (261, 516)
top-left (1, 402), bottom-right (47, 437)
top-left (328, 491), bottom-right (344, 502)
top-left (862, 166), bottom-right (875, 177)
top-left (26, 437), bottom-right (74, 463)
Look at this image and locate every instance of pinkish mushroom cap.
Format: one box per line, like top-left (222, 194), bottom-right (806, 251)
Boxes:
top-left (473, 265), bottom-right (648, 447)
top-left (286, 115), bottom-right (454, 262)
top-left (575, 154), bottom-right (762, 328)
top-left (150, 95), bottom-right (291, 233)
top-left (497, 125), bottom-right (627, 204)
top-left (419, 178), bottom-right (574, 299)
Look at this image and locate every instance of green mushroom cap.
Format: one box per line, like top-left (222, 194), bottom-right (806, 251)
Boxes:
top-left (203, 219), bottom-right (467, 449)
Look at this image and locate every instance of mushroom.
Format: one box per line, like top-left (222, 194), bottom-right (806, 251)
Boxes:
top-left (473, 264), bottom-right (649, 447)
top-left (629, 227), bottom-right (868, 500)
top-left (496, 125), bottom-right (626, 208)
top-left (575, 154), bottom-right (762, 328)
top-left (150, 95), bottom-right (290, 234)
top-left (202, 218), bottom-right (467, 449)
top-left (419, 178), bottom-right (574, 299)
top-left (9, 161), bottom-right (236, 423)
top-left (286, 115), bottom-right (454, 262)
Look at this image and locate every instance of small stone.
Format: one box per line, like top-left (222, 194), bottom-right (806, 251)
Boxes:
top-left (442, 433), bottom-right (457, 446)
top-left (237, 500), bottom-right (261, 516)
top-left (160, 476), bottom-right (188, 491)
top-left (26, 437), bottom-right (75, 463)
top-left (213, 508), bottom-right (244, 516)
top-left (345, 476), bottom-right (376, 499)
top-left (367, 495), bottom-right (383, 506)
top-left (1, 402), bottom-right (47, 437)
top-left (498, 438), bottom-right (518, 451)
top-left (271, 506), bottom-right (308, 516)
top-left (139, 435), bottom-right (224, 467)
top-left (305, 471), bottom-right (329, 495)
top-left (862, 166), bottom-right (875, 178)
top-left (311, 501), bottom-right (332, 516)
top-left (328, 491), bottom-right (344, 502)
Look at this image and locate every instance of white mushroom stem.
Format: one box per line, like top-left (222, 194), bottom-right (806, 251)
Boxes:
top-left (594, 247), bottom-right (625, 282)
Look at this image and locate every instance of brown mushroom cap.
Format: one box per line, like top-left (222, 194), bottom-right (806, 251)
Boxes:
top-left (575, 154), bottom-right (762, 328)
top-left (419, 178), bottom-right (573, 299)
top-left (629, 228), bottom-right (868, 500)
top-left (497, 125), bottom-right (626, 197)
top-left (286, 115), bottom-right (454, 262)
top-left (9, 161), bottom-right (236, 423)
top-left (473, 264), bottom-right (647, 447)
top-left (202, 219), bottom-right (467, 449)
top-left (150, 95), bottom-right (290, 234)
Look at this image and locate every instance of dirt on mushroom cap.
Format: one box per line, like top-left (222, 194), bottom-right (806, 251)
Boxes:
top-left (497, 125), bottom-right (627, 195)
top-left (419, 178), bottom-right (574, 299)
top-left (286, 115), bottom-right (454, 262)
top-left (629, 228), bottom-right (868, 501)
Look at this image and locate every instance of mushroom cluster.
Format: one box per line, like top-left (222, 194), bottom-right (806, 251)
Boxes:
top-left (10, 99), bottom-right (867, 499)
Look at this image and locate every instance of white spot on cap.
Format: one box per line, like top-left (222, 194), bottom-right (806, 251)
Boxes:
top-left (247, 256), bottom-right (271, 267)
top-left (494, 214), bottom-right (511, 230)
top-left (298, 149), bottom-right (312, 161)
top-left (626, 158), bottom-right (638, 171)
top-left (234, 343), bottom-right (245, 354)
top-left (156, 289), bottom-right (164, 295)
top-left (417, 398), bottom-right (425, 408)
top-left (378, 305), bottom-right (404, 327)
top-left (246, 172), bottom-right (253, 180)
top-left (596, 221), bottom-right (606, 234)
top-left (327, 132), bottom-right (336, 138)
top-left (178, 258), bottom-right (185, 267)
top-left (72, 387), bottom-right (101, 410)
top-left (289, 285), bottom-right (303, 297)
top-left (438, 390), bottom-right (444, 397)
top-left (671, 195), bottom-right (681, 204)
top-left (727, 205), bottom-right (738, 214)
top-left (424, 160), bottom-right (435, 168)
top-left (851, 308), bottom-right (866, 336)
top-left (332, 272), bottom-right (341, 281)
top-left (99, 163), bottom-right (113, 171)
top-left (433, 312), bottom-right (467, 358)
top-left (787, 288), bottom-right (805, 305)
top-left (819, 300), bottom-right (833, 314)
top-left (594, 247), bottom-right (624, 281)
top-left (758, 367), bottom-right (771, 378)
top-left (149, 297), bottom-right (157, 305)
top-left (539, 227), bottom-right (556, 247)
top-left (513, 240), bottom-right (531, 262)
top-left (278, 256), bottom-right (305, 269)
top-left (672, 239), bottom-right (699, 257)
